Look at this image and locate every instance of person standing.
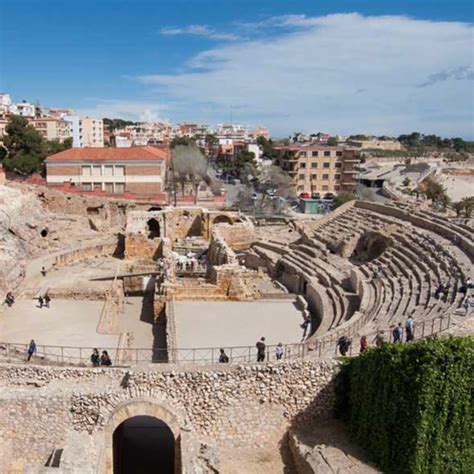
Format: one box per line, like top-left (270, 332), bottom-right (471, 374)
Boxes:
top-left (218, 348), bottom-right (229, 363)
top-left (275, 342), bottom-right (284, 360)
top-left (464, 295), bottom-right (473, 315)
top-left (405, 316), bottom-right (415, 342)
top-left (337, 336), bottom-right (351, 356)
top-left (359, 336), bottom-right (368, 353)
top-left (44, 294), bottom-right (51, 308)
top-left (38, 296), bottom-right (44, 308)
top-left (373, 331), bottom-right (384, 348)
top-left (256, 337), bottom-right (266, 362)
top-left (392, 323), bottom-right (403, 343)
top-left (90, 348), bottom-right (100, 367)
top-left (41, 266), bottom-right (47, 277)
top-left (27, 340), bottom-right (37, 362)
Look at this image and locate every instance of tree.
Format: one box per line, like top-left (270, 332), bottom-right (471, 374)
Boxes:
top-left (256, 136), bottom-right (277, 159)
top-left (172, 145), bottom-right (208, 204)
top-left (460, 196), bottom-right (474, 218)
top-left (170, 136), bottom-right (195, 148)
top-left (257, 165), bottom-right (295, 204)
top-left (102, 118), bottom-right (136, 131)
top-left (327, 137), bottom-right (338, 146)
top-left (453, 201), bottom-right (465, 218)
top-left (235, 149), bottom-right (256, 177)
top-left (333, 193), bottom-right (356, 208)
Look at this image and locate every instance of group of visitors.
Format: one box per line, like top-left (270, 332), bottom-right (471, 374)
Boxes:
top-left (5, 291), bottom-right (15, 307)
top-left (90, 348), bottom-right (112, 366)
top-left (338, 316), bottom-right (417, 356)
top-left (435, 282), bottom-right (451, 300)
top-left (217, 338), bottom-right (285, 363)
top-left (37, 294), bottom-right (51, 309)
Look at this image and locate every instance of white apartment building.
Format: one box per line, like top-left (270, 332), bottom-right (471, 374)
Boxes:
top-left (65, 116), bottom-right (104, 148)
top-left (0, 93), bottom-right (12, 115)
top-left (11, 101), bottom-right (36, 117)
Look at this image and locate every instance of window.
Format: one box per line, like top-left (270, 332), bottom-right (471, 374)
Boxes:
top-left (312, 151), bottom-right (318, 157)
top-left (311, 174), bottom-right (317, 179)
top-left (323, 162), bottom-right (330, 168)
top-left (115, 166), bottom-right (125, 176)
top-left (115, 183), bottom-right (125, 194)
top-left (334, 185), bottom-right (340, 191)
top-left (322, 174), bottom-right (329, 180)
top-left (92, 166), bottom-right (101, 177)
top-left (300, 162), bottom-right (306, 168)
top-left (82, 182), bottom-right (92, 191)
top-left (93, 182), bottom-right (102, 190)
top-left (336, 151), bottom-right (343, 157)
top-left (104, 183), bottom-right (114, 194)
top-left (311, 162), bottom-right (318, 168)
top-left (335, 174), bottom-right (341, 180)
top-left (81, 166), bottom-right (91, 177)
top-left (322, 185), bottom-right (329, 191)
top-left (104, 165), bottom-right (113, 176)
top-left (297, 185), bottom-right (304, 191)
top-left (324, 151), bottom-right (331, 157)
top-left (311, 185), bottom-right (317, 190)
top-left (299, 174), bottom-right (305, 180)
top-left (335, 162), bottom-right (342, 168)
top-left (300, 151), bottom-right (307, 157)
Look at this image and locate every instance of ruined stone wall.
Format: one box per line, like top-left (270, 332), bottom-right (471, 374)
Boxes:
top-left (0, 359), bottom-right (337, 472)
top-left (125, 234), bottom-right (162, 260)
top-left (213, 221), bottom-right (255, 251)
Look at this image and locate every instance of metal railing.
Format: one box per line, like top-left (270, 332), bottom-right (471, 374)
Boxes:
top-left (0, 314), bottom-right (453, 368)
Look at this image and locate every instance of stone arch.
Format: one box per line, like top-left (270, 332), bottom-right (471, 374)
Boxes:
top-left (101, 398), bottom-right (181, 474)
top-left (147, 218), bottom-right (161, 239)
top-left (213, 215), bottom-right (233, 225)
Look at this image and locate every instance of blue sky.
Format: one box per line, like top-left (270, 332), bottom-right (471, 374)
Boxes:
top-left (1, 0), bottom-right (473, 137)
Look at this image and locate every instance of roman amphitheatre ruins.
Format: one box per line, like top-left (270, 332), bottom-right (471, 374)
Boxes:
top-left (0, 180), bottom-right (472, 473)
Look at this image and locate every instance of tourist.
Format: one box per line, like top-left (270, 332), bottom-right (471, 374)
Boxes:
top-left (44, 294), bottom-right (51, 308)
top-left (405, 316), bottom-right (415, 342)
top-left (337, 336), bottom-right (351, 356)
top-left (275, 342), bottom-right (284, 360)
top-left (434, 283), bottom-right (444, 299)
top-left (41, 266), bottom-right (47, 277)
top-left (467, 277), bottom-right (473, 289)
top-left (300, 316), bottom-right (310, 339)
top-left (218, 349), bottom-right (229, 363)
top-left (442, 283), bottom-right (451, 301)
top-left (464, 295), bottom-right (473, 316)
top-left (5, 291), bottom-right (14, 307)
top-left (27, 339), bottom-right (37, 362)
top-left (256, 337), bottom-right (266, 362)
top-left (90, 348), bottom-right (100, 367)
top-left (38, 295), bottom-right (44, 308)
top-left (100, 350), bottom-right (112, 366)
top-left (392, 323), bottom-right (403, 343)
top-left (359, 336), bottom-right (368, 353)
top-left (373, 331), bottom-right (384, 348)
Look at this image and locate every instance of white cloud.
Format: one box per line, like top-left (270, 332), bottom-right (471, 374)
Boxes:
top-left (142, 13), bottom-right (473, 137)
top-left (160, 24), bottom-right (239, 41)
top-left (76, 99), bottom-right (170, 123)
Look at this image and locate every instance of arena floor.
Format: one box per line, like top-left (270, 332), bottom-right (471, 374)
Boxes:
top-left (173, 300), bottom-right (305, 349)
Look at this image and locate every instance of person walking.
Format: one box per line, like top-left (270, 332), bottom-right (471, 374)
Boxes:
top-left (256, 337), bottom-right (266, 362)
top-left (337, 336), bottom-right (351, 356)
top-left (90, 348), bottom-right (100, 367)
top-left (44, 294), bottom-right (51, 308)
top-left (41, 266), bottom-right (47, 277)
top-left (275, 342), bottom-right (284, 360)
top-left (27, 339), bottom-right (37, 362)
top-left (359, 336), bottom-right (368, 353)
top-left (373, 331), bottom-right (384, 348)
top-left (405, 316), bottom-right (415, 342)
top-left (392, 323), bottom-right (403, 343)
top-left (38, 296), bottom-right (44, 308)
top-left (464, 295), bottom-right (473, 316)
top-left (100, 350), bottom-right (112, 366)
top-left (218, 348), bottom-right (229, 363)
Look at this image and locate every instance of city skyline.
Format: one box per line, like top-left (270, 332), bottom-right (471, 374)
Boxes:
top-left (1, 0), bottom-right (473, 138)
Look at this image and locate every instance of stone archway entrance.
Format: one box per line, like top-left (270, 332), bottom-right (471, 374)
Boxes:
top-left (113, 416), bottom-right (174, 474)
top-left (101, 398), bottom-right (181, 474)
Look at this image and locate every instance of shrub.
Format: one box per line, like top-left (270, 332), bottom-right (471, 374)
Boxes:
top-left (336, 337), bottom-right (474, 473)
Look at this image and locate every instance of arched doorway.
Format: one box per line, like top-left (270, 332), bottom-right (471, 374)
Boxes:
top-left (101, 398), bottom-right (181, 474)
top-left (147, 218), bottom-right (161, 239)
top-left (113, 416), bottom-right (174, 474)
top-left (213, 215), bottom-right (233, 225)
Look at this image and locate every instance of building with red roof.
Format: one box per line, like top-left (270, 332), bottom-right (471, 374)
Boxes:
top-left (45, 146), bottom-right (170, 196)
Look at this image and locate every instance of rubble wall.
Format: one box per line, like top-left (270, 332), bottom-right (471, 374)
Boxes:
top-left (0, 359), bottom-right (337, 472)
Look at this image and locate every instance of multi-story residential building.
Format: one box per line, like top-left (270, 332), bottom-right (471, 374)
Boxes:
top-left (275, 144), bottom-right (360, 195)
top-left (0, 93), bottom-right (12, 115)
top-left (11, 101), bottom-right (36, 117)
top-left (64, 116), bottom-right (104, 148)
top-left (45, 146), bottom-right (169, 196)
top-left (30, 117), bottom-right (70, 142)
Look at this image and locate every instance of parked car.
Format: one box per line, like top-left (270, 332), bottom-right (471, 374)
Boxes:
top-left (251, 192), bottom-right (258, 200)
top-left (266, 189), bottom-right (276, 199)
top-left (299, 192), bottom-right (310, 199)
top-left (323, 192), bottom-right (335, 200)
top-left (311, 192), bottom-right (321, 199)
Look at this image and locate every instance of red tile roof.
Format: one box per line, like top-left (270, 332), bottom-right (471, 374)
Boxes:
top-left (46, 146), bottom-right (169, 162)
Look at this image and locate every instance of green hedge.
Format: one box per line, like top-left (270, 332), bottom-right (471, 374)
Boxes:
top-left (335, 337), bottom-right (474, 473)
